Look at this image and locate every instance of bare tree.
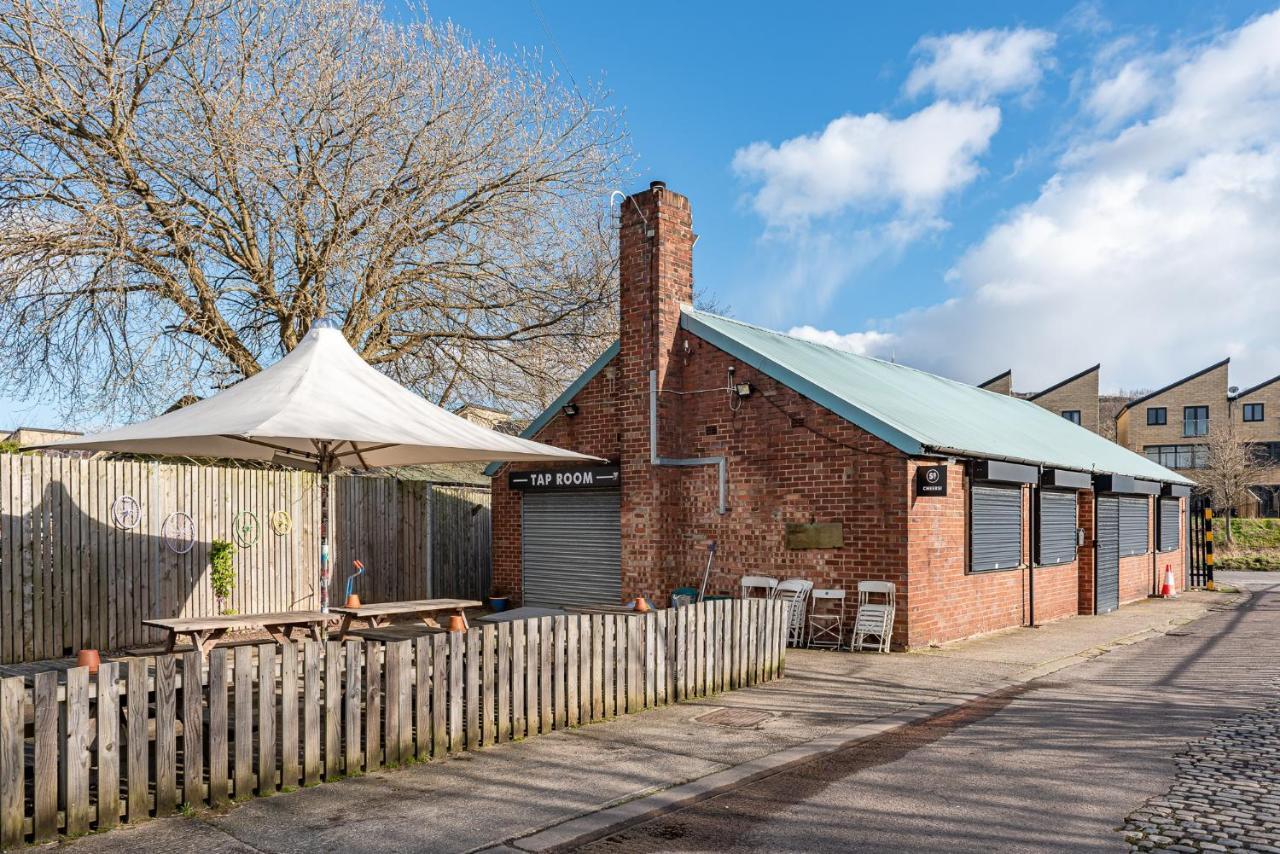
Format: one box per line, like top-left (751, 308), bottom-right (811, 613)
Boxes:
top-left (1200, 421), bottom-right (1269, 544)
top-left (0, 0), bottom-right (629, 422)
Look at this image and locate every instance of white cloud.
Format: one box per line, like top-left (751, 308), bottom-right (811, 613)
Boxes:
top-left (905, 28), bottom-right (1057, 101)
top-left (1085, 59), bottom-right (1157, 127)
top-left (787, 325), bottom-right (896, 356)
top-left (848, 9), bottom-right (1280, 392)
top-left (732, 101), bottom-right (1000, 229)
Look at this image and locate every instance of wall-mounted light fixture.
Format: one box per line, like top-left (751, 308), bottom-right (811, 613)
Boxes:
top-left (733, 382), bottom-right (753, 398)
top-left (562, 403), bottom-right (579, 417)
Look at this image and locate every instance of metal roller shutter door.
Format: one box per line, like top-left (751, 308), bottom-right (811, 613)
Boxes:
top-left (1158, 498), bottom-right (1180, 552)
top-left (1096, 496), bottom-right (1120, 614)
top-left (971, 484), bottom-right (1022, 572)
top-left (1119, 496), bottom-right (1149, 556)
top-left (1038, 489), bottom-right (1078, 565)
top-left (522, 489), bottom-right (621, 607)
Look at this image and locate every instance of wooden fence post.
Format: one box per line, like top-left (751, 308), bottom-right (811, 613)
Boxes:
top-left (1, 676), bottom-right (27, 848)
top-left (233, 647), bottom-right (254, 800)
top-left (155, 655), bottom-right (178, 815)
top-left (33, 671), bottom-right (59, 841)
top-left (208, 648), bottom-right (230, 805)
top-left (182, 652), bottom-right (205, 806)
top-left (282, 642), bottom-right (301, 789)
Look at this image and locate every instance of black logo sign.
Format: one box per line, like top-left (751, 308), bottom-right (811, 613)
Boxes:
top-left (509, 465), bottom-right (620, 491)
top-left (916, 465), bottom-right (948, 497)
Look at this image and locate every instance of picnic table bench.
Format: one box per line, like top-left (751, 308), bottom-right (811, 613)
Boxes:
top-left (329, 598), bottom-right (482, 639)
top-left (143, 611), bottom-right (331, 656)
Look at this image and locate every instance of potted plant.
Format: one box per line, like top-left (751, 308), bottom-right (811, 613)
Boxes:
top-left (487, 588), bottom-right (510, 612)
top-left (210, 538), bottom-right (237, 615)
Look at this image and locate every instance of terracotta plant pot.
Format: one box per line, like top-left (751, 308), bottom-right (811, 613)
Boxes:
top-left (632, 597), bottom-right (651, 613)
top-left (448, 614), bottom-right (467, 632)
top-left (76, 649), bottom-right (101, 674)
top-left (345, 593), bottom-right (362, 608)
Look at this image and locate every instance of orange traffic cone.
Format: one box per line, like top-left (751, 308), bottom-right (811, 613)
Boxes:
top-left (1160, 565), bottom-right (1177, 598)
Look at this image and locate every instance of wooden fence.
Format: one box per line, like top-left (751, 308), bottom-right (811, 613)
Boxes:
top-left (0, 599), bottom-right (787, 849)
top-left (0, 455), bottom-right (492, 665)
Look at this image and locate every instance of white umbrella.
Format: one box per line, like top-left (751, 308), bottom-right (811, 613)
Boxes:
top-left (36, 318), bottom-right (597, 609)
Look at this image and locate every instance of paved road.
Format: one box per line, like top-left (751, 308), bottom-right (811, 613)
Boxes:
top-left (579, 574), bottom-right (1280, 853)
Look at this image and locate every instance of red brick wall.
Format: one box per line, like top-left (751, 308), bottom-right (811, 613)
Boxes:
top-left (1077, 491), bottom-right (1096, 613)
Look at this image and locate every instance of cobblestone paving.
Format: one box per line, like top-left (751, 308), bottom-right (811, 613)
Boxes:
top-left (1122, 697), bottom-right (1280, 853)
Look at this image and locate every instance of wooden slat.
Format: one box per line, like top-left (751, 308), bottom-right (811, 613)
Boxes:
top-left (364, 641), bottom-right (381, 772)
top-left (395, 642), bottom-right (412, 762)
top-left (577, 616), bottom-right (591, 725)
top-left (431, 634), bottom-right (447, 758)
top-left (344, 641), bottom-right (362, 774)
top-left (155, 655), bottom-right (179, 815)
top-left (126, 658), bottom-right (149, 821)
top-left (591, 614), bottom-right (604, 721)
top-left (675, 606), bottom-right (687, 701)
top-left (303, 642), bottom-right (321, 785)
top-left (208, 648), bottom-right (230, 806)
top-left (0, 676), bottom-right (25, 848)
top-left (464, 630), bottom-right (480, 750)
top-left (481, 625), bottom-right (496, 746)
top-left (525, 618), bottom-right (540, 736)
top-left (281, 642), bottom-right (300, 789)
top-left (65, 667), bottom-right (92, 834)
top-left (324, 641), bottom-right (341, 780)
top-left (233, 646), bottom-right (254, 800)
top-left (497, 622), bottom-right (511, 744)
top-left (655, 610), bottom-right (669, 706)
top-left (552, 617), bottom-right (568, 732)
top-left (602, 614), bottom-right (616, 717)
top-left (414, 636), bottom-right (430, 760)
top-left (384, 641), bottom-right (401, 766)
top-left (511, 620), bottom-right (526, 740)
top-left (613, 615), bottom-right (626, 714)
top-left (626, 616), bottom-right (642, 713)
top-left (256, 644), bottom-right (277, 795)
top-left (33, 671), bottom-right (59, 841)
top-left (538, 617), bottom-right (553, 735)
top-left (644, 612), bottom-right (656, 709)
top-left (565, 616), bottom-right (579, 728)
top-left (182, 652), bottom-right (205, 806)
top-left (448, 632), bottom-right (463, 754)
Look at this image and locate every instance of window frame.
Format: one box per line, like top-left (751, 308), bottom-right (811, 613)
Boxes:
top-left (1183, 405), bottom-right (1209, 437)
top-left (1061, 410), bottom-right (1082, 425)
top-left (969, 483), bottom-right (1024, 574)
top-left (1243, 402), bottom-right (1264, 423)
top-left (1146, 407), bottom-right (1167, 426)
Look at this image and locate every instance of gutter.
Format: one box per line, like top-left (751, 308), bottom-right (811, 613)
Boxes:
top-left (650, 370), bottom-right (728, 515)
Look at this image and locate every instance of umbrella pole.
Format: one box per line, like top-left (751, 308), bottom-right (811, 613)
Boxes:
top-left (319, 447), bottom-right (333, 614)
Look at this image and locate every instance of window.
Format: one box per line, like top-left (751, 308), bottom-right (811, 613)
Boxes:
top-left (970, 484), bottom-right (1022, 572)
top-left (1184, 405), bottom-right (1209, 437)
top-left (1061, 410), bottom-right (1081, 425)
top-left (1144, 444), bottom-right (1209, 469)
top-left (1158, 498), bottom-right (1180, 552)
top-left (1037, 489), bottom-right (1078, 565)
top-left (1243, 403), bottom-right (1264, 422)
top-left (1147, 407), bottom-right (1167, 426)
top-left (1119, 496), bottom-right (1149, 556)
top-left (1258, 442), bottom-right (1280, 463)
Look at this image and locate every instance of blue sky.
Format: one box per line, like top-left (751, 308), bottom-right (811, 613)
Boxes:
top-left (4, 0), bottom-right (1280, 428)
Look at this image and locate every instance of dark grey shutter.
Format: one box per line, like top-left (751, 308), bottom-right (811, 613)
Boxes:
top-left (971, 485), bottom-right (1022, 572)
top-left (1158, 498), bottom-right (1180, 552)
top-left (1096, 496), bottom-right (1120, 613)
top-left (521, 489), bottom-right (621, 607)
top-left (1118, 496), bottom-right (1149, 556)
top-left (1038, 489), bottom-right (1077, 565)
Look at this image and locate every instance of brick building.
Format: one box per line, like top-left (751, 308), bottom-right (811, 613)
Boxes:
top-left (489, 183), bottom-right (1192, 649)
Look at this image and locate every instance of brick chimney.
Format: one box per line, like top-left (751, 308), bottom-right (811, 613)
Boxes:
top-left (617, 181), bottom-right (695, 600)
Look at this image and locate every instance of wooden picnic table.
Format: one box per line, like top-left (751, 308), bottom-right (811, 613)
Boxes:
top-left (143, 611), bottom-right (331, 656)
top-left (329, 598), bottom-right (482, 639)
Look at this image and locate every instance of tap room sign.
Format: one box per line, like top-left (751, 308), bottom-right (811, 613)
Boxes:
top-left (508, 465), bottom-right (621, 491)
top-left (915, 465), bottom-right (948, 497)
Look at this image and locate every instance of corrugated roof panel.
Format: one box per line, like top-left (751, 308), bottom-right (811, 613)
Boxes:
top-left (681, 308), bottom-right (1193, 485)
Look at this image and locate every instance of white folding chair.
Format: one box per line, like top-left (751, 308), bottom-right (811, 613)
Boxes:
top-left (807, 588), bottom-right (846, 649)
top-left (851, 580), bottom-right (896, 653)
top-left (740, 575), bottom-right (778, 599)
top-left (774, 579), bottom-right (814, 647)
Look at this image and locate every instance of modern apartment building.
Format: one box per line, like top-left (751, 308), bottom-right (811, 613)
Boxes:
top-left (979, 365), bottom-right (1103, 435)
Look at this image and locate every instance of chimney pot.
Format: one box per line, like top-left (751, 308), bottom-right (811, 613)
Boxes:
top-left (650, 180), bottom-right (666, 191)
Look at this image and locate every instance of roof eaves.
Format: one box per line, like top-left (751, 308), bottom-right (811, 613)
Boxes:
top-left (679, 311), bottom-right (925, 456)
top-left (482, 340), bottom-right (619, 478)
top-left (1028, 364), bottom-right (1100, 401)
top-left (977, 369), bottom-right (1012, 389)
top-left (1118, 358), bottom-right (1230, 414)
top-left (1231, 372), bottom-right (1280, 400)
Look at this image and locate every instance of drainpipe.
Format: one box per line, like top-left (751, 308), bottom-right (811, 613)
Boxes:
top-left (650, 370), bottom-right (728, 514)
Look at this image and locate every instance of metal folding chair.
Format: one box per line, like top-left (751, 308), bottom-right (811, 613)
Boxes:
top-left (775, 578), bottom-right (814, 647)
top-left (851, 580), bottom-right (895, 653)
top-left (740, 575), bottom-right (779, 599)
top-left (807, 588), bottom-right (846, 649)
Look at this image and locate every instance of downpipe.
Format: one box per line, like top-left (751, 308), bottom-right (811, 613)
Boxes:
top-left (650, 369), bottom-right (728, 514)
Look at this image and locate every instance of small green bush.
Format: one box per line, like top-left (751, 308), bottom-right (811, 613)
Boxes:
top-left (210, 539), bottom-right (237, 608)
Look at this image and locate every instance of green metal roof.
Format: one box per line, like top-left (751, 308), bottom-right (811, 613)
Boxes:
top-left (681, 309), bottom-right (1193, 485)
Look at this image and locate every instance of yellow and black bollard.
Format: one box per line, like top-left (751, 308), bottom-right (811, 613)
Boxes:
top-left (1204, 507), bottom-right (1214, 591)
